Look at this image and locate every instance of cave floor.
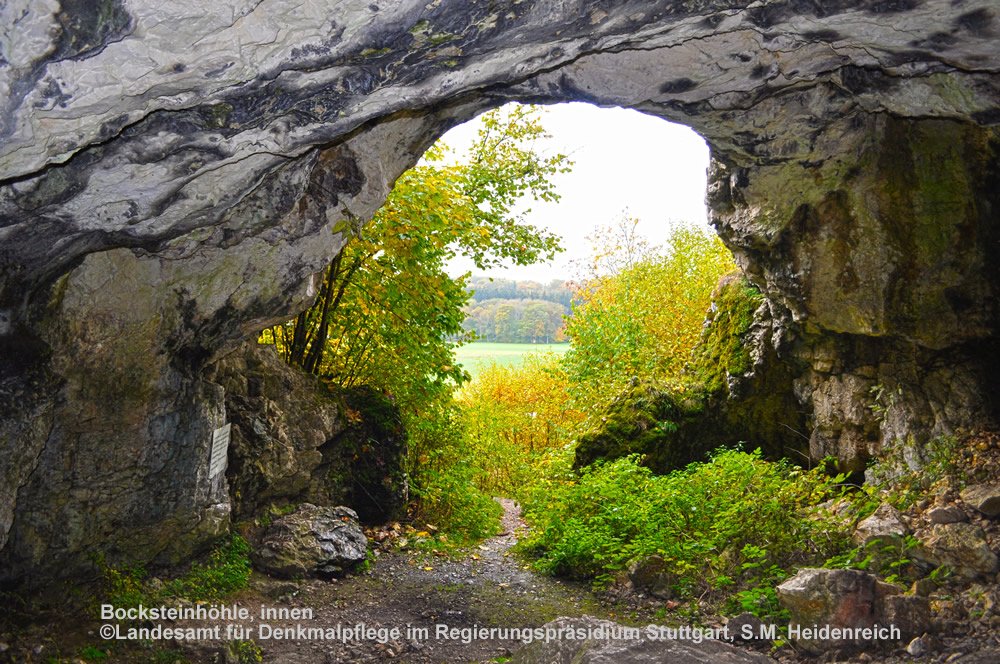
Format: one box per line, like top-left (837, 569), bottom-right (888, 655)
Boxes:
top-left (196, 499), bottom-right (1000, 664)
top-left (233, 498), bottom-right (633, 663)
top-left (4, 499), bottom-right (998, 663)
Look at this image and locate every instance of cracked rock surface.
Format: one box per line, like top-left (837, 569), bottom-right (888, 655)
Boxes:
top-left (1, 1), bottom-right (999, 584)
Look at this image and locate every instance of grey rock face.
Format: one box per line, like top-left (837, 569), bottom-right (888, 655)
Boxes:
top-left (510, 616), bottom-right (774, 664)
top-left (251, 503), bottom-right (367, 579)
top-left (210, 344), bottom-right (343, 520)
top-left (208, 343), bottom-right (407, 523)
top-left (0, 0), bottom-right (998, 584)
top-left (960, 484), bottom-right (1000, 518)
top-left (913, 522), bottom-right (1000, 580)
top-left (926, 504), bottom-right (967, 525)
top-left (776, 568), bottom-right (927, 653)
top-left (853, 503), bottom-right (909, 547)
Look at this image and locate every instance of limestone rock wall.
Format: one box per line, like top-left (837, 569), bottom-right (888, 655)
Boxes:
top-left (711, 114), bottom-right (1000, 468)
top-left (209, 343), bottom-right (407, 524)
top-left (1, 0), bottom-right (998, 584)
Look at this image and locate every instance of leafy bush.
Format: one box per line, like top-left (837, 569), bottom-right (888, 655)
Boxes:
top-left (562, 225), bottom-right (735, 417)
top-left (79, 645), bottom-right (109, 662)
top-left (103, 563), bottom-right (150, 609)
top-left (518, 450), bottom-right (852, 602)
top-left (406, 399), bottom-right (503, 542)
top-left (406, 355), bottom-right (581, 541)
top-left (457, 354), bottom-right (583, 498)
top-left (228, 640), bottom-right (264, 664)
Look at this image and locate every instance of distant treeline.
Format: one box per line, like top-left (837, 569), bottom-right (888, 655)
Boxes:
top-left (466, 276), bottom-right (574, 308)
top-left (463, 277), bottom-right (574, 343)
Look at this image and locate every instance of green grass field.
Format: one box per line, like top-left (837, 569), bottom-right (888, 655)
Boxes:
top-left (454, 342), bottom-right (570, 379)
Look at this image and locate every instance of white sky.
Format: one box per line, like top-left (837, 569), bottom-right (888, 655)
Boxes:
top-left (442, 102), bottom-right (711, 283)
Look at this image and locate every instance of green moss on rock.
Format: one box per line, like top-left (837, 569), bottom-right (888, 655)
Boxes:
top-left (573, 381), bottom-right (706, 473)
top-left (573, 274), bottom-right (807, 474)
top-left (689, 274), bottom-right (764, 394)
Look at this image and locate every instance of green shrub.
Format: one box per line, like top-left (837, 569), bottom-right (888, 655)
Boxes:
top-left (457, 355), bottom-right (583, 500)
top-left (562, 225), bottom-right (736, 418)
top-left (159, 534), bottom-right (252, 600)
top-left (406, 401), bottom-right (503, 542)
top-left (518, 449), bottom-right (852, 604)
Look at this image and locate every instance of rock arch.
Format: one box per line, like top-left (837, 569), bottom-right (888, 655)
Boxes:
top-left (0, 0), bottom-right (997, 584)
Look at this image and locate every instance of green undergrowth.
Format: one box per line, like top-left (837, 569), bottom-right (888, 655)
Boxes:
top-left (103, 533), bottom-right (252, 607)
top-left (406, 399), bottom-right (505, 545)
top-left (517, 449), bottom-right (853, 617)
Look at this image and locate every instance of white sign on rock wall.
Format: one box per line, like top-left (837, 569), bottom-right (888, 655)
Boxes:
top-left (209, 423), bottom-right (231, 479)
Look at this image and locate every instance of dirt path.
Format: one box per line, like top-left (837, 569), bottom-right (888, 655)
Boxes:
top-left (246, 499), bottom-right (623, 663)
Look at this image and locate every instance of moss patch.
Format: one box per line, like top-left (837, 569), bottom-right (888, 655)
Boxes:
top-left (573, 381), bottom-right (707, 473)
top-left (689, 275), bottom-right (764, 394)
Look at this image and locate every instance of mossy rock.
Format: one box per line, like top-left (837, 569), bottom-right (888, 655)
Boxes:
top-left (689, 274), bottom-right (764, 394)
top-left (573, 273), bottom-right (808, 474)
top-left (213, 345), bottom-right (407, 525)
top-left (573, 381), bottom-right (709, 473)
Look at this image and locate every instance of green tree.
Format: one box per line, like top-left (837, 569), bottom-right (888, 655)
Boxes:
top-left (263, 104), bottom-right (569, 391)
top-left (259, 103), bottom-right (572, 533)
top-left (562, 223), bottom-right (735, 414)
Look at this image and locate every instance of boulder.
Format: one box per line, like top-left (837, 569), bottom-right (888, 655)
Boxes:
top-left (879, 594), bottom-right (931, 642)
top-left (628, 555), bottom-right (676, 600)
top-left (913, 522), bottom-right (999, 580)
top-left (926, 505), bottom-right (966, 525)
top-left (510, 616), bottom-right (773, 664)
top-left (854, 503), bottom-right (909, 547)
top-left (252, 504), bottom-right (367, 579)
top-left (572, 277), bottom-right (807, 473)
top-left (960, 484), bottom-right (1000, 518)
top-left (210, 345), bottom-right (408, 524)
top-left (776, 568), bottom-right (926, 654)
top-left (906, 635), bottom-right (930, 657)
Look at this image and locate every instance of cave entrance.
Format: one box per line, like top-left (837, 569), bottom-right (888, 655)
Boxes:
top-left (1, 0), bottom-right (997, 611)
top-left (250, 99), bottom-right (785, 535)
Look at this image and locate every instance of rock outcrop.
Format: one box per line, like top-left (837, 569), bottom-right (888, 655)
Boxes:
top-left (209, 343), bottom-right (407, 523)
top-left (1, 1), bottom-right (998, 584)
top-left (914, 522), bottom-right (999, 580)
top-left (776, 568), bottom-right (928, 654)
top-left (961, 484), bottom-right (1000, 518)
top-left (251, 503), bottom-right (368, 579)
top-left (853, 503), bottom-right (910, 548)
top-left (573, 276), bottom-right (807, 472)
